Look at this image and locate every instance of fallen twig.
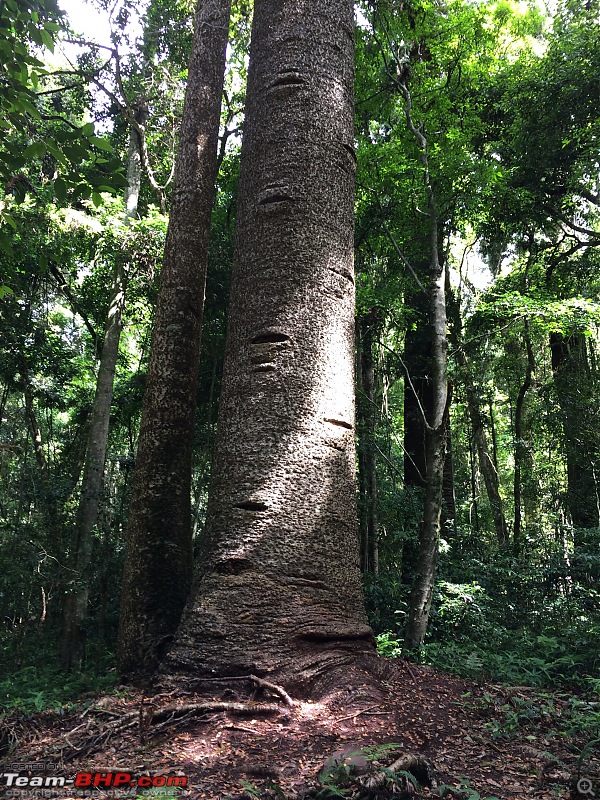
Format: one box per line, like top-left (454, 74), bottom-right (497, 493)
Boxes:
top-left (335, 705), bottom-right (380, 724)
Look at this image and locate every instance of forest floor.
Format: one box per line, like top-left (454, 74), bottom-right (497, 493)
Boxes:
top-left (2, 659), bottom-right (598, 800)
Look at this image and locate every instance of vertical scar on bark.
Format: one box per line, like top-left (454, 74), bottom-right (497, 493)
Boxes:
top-left (342, 143), bottom-right (357, 164)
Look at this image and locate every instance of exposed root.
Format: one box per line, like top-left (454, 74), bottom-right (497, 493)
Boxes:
top-left (312, 746), bottom-right (436, 799)
top-left (361, 752), bottom-right (436, 791)
top-left (29, 698), bottom-right (286, 763)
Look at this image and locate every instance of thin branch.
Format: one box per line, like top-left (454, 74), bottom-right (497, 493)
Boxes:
top-left (545, 205), bottom-right (600, 240)
top-left (374, 195), bottom-right (427, 292)
top-left (377, 339), bottom-right (434, 433)
top-left (35, 82), bottom-right (81, 96)
top-left (575, 187), bottom-right (600, 207)
top-left (40, 114), bottom-right (80, 130)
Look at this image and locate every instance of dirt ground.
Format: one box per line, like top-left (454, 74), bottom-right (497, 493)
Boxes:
top-left (2, 659), bottom-right (598, 800)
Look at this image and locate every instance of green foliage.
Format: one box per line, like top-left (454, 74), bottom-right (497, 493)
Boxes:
top-left (369, 547), bottom-right (600, 692)
top-left (437, 777), bottom-right (500, 800)
top-left (0, 664), bottom-right (116, 717)
top-left (376, 631), bottom-right (403, 658)
top-left (466, 687), bottom-right (600, 750)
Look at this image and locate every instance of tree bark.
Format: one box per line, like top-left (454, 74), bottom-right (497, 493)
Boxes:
top-left (400, 78), bottom-right (449, 654)
top-left (59, 118), bottom-right (142, 672)
top-left (357, 311), bottom-right (379, 575)
top-left (161, 0), bottom-right (375, 696)
top-left (457, 348), bottom-right (509, 548)
top-left (403, 287), bottom-right (430, 490)
top-left (441, 383), bottom-right (457, 539)
top-left (118, 0), bottom-right (232, 682)
top-left (550, 331), bottom-right (600, 549)
top-left (403, 261), bottom-right (448, 652)
top-left (513, 321), bottom-right (535, 557)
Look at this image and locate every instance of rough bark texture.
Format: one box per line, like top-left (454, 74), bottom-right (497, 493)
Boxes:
top-left (60, 125), bottom-right (140, 672)
top-left (117, 0), bottom-right (232, 682)
top-left (161, 0), bottom-right (375, 695)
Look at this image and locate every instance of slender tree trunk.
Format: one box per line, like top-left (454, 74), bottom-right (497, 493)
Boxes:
top-left (489, 399), bottom-right (499, 471)
top-left (59, 121), bottom-right (142, 671)
top-left (118, 0), bottom-right (232, 682)
top-left (404, 259), bottom-right (448, 652)
top-left (469, 429), bottom-right (480, 533)
top-left (441, 384), bottom-right (457, 539)
top-left (161, 0), bottom-right (374, 696)
top-left (403, 286), bottom-right (430, 490)
top-left (513, 322), bottom-right (535, 557)
top-left (357, 312), bottom-right (380, 575)
top-left (398, 76), bottom-right (448, 653)
top-left (458, 350), bottom-right (509, 548)
top-left (20, 362), bottom-right (48, 485)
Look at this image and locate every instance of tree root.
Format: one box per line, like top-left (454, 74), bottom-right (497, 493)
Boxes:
top-left (167, 673), bottom-right (299, 707)
top-left (314, 745), bottom-right (437, 799)
top-left (37, 699), bottom-right (286, 762)
top-left (361, 753), bottom-right (435, 791)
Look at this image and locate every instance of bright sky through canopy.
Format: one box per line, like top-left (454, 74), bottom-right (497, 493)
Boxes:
top-left (57, 0), bottom-right (112, 46)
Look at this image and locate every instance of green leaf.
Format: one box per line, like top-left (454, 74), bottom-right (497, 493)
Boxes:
top-left (23, 141), bottom-right (46, 159)
top-left (0, 285), bottom-right (14, 298)
top-left (0, 232), bottom-right (12, 255)
top-left (54, 177), bottom-right (67, 203)
top-left (90, 136), bottom-right (113, 152)
top-left (40, 28), bottom-right (55, 51)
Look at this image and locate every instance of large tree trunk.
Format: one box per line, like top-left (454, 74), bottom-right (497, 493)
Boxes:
top-left (550, 331), bottom-right (600, 550)
top-left (59, 120), bottom-right (142, 672)
top-left (161, 0), bottom-right (375, 696)
top-left (117, 0), bottom-right (232, 682)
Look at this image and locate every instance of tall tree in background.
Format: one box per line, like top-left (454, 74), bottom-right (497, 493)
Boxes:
top-left (60, 120), bottom-right (143, 671)
top-left (550, 331), bottom-right (600, 545)
top-left (118, 0), bottom-right (232, 682)
top-left (162, 0), bottom-right (375, 694)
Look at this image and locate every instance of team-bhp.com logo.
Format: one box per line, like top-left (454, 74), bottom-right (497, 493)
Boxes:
top-left (1, 770), bottom-right (187, 790)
